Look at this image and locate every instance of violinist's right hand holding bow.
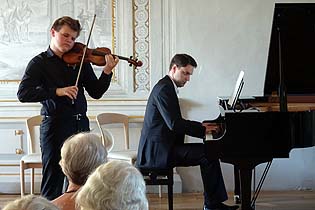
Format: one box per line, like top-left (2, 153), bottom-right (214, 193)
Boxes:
top-left (56, 86), bottom-right (78, 100)
top-left (103, 54), bottom-right (119, 75)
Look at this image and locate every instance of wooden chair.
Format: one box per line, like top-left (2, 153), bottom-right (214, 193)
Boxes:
top-left (138, 167), bottom-right (174, 210)
top-left (96, 113), bottom-right (137, 164)
top-left (97, 113), bottom-right (172, 204)
top-left (20, 115), bottom-right (43, 196)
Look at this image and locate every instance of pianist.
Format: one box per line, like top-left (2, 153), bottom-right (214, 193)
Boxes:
top-left (136, 54), bottom-right (238, 210)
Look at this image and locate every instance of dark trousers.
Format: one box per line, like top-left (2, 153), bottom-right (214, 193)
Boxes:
top-left (173, 143), bottom-right (228, 207)
top-left (40, 115), bottom-right (89, 200)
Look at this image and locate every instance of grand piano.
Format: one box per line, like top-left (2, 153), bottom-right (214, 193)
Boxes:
top-left (204, 3), bottom-right (315, 210)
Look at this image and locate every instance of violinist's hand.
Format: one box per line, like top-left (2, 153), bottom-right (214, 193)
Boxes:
top-left (202, 122), bottom-right (220, 135)
top-left (103, 54), bottom-right (119, 75)
top-left (56, 86), bottom-right (78, 100)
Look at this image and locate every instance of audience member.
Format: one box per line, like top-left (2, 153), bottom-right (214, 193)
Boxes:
top-left (76, 160), bottom-right (148, 210)
top-left (3, 195), bottom-right (59, 210)
top-left (52, 132), bottom-right (108, 210)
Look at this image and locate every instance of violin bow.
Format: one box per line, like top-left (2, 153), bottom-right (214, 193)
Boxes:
top-left (74, 14), bottom-right (96, 87)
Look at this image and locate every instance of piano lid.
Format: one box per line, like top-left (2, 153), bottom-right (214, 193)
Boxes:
top-left (264, 3), bottom-right (315, 96)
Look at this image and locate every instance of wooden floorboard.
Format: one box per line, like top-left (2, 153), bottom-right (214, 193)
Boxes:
top-left (0, 191), bottom-right (314, 210)
top-left (147, 191), bottom-right (315, 210)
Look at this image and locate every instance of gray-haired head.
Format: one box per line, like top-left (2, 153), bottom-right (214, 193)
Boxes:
top-left (3, 195), bottom-right (60, 210)
top-left (60, 132), bottom-right (108, 185)
top-left (76, 160), bottom-right (148, 210)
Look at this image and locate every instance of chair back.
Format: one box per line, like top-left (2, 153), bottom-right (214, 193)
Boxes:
top-left (96, 113), bottom-right (129, 152)
top-left (26, 115), bottom-right (43, 154)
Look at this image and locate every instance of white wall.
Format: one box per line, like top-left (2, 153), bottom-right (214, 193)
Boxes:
top-left (152, 0), bottom-right (315, 192)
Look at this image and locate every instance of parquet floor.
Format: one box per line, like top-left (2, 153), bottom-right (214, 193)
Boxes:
top-left (0, 191), bottom-right (314, 210)
top-left (147, 191), bottom-right (315, 210)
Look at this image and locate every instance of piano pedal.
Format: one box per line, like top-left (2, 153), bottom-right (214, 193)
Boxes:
top-left (234, 195), bottom-right (241, 204)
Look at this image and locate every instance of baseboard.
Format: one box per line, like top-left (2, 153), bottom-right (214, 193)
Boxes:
top-left (0, 175), bottom-right (41, 194)
top-left (0, 173), bottom-right (182, 194)
top-left (0, 182), bottom-right (41, 194)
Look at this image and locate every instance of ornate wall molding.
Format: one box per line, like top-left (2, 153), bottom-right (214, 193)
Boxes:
top-left (133, 0), bottom-right (150, 93)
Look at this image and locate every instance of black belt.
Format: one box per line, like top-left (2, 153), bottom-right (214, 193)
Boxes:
top-left (44, 114), bottom-right (86, 121)
top-left (73, 113), bottom-right (84, 120)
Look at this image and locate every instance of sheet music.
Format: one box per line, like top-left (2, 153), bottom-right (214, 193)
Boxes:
top-left (206, 71), bottom-right (244, 141)
top-left (227, 70), bottom-right (244, 110)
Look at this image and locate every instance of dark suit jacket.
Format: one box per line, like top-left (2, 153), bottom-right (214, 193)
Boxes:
top-left (137, 76), bottom-right (206, 169)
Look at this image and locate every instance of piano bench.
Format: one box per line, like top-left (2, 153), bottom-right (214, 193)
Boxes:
top-left (138, 167), bottom-right (174, 210)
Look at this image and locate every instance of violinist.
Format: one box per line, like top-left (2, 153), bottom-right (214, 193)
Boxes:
top-left (17, 16), bottom-right (119, 200)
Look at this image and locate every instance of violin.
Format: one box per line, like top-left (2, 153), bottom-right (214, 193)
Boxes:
top-left (62, 42), bottom-right (143, 67)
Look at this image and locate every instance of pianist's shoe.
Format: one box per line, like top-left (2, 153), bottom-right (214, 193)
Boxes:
top-left (233, 195), bottom-right (241, 204)
top-left (204, 202), bottom-right (239, 210)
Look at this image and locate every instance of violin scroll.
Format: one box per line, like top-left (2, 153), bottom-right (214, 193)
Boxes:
top-left (127, 56), bottom-right (143, 67)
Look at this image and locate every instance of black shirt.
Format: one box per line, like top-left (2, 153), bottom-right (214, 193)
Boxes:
top-left (17, 47), bottom-right (112, 116)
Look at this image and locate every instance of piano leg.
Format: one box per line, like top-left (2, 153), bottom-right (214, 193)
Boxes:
top-left (220, 157), bottom-right (272, 210)
top-left (233, 166), bottom-right (241, 204)
top-left (239, 169), bottom-right (253, 210)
